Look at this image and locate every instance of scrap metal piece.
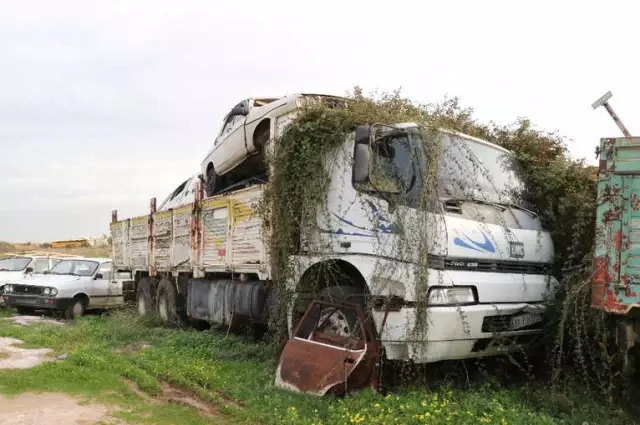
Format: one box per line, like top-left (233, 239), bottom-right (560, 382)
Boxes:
top-left (274, 300), bottom-right (377, 396)
top-left (592, 91), bottom-right (632, 139)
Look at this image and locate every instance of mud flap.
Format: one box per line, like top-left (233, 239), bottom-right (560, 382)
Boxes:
top-left (274, 300), bottom-right (377, 396)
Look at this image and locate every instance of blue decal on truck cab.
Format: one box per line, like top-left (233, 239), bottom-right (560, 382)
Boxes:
top-left (453, 231), bottom-right (496, 253)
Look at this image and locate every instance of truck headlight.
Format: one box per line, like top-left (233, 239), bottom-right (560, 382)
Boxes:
top-left (427, 286), bottom-right (476, 306)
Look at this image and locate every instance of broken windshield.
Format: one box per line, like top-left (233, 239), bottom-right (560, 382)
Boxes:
top-left (428, 131), bottom-right (531, 208)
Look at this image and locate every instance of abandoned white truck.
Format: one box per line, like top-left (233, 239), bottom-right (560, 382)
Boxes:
top-left (110, 99), bottom-right (559, 395)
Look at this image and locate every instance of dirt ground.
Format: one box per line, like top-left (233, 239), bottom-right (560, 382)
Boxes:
top-left (0, 393), bottom-right (110, 425)
top-left (0, 317), bottom-right (114, 425)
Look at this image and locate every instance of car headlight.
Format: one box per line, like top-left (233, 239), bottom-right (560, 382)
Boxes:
top-left (5, 285), bottom-right (13, 293)
top-left (427, 286), bottom-right (476, 306)
top-left (42, 287), bottom-right (57, 296)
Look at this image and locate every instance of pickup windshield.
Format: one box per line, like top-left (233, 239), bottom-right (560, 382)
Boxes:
top-left (49, 260), bottom-right (99, 277)
top-left (0, 257), bottom-right (31, 272)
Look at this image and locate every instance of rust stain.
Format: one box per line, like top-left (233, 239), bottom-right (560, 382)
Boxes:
top-left (615, 230), bottom-right (623, 251)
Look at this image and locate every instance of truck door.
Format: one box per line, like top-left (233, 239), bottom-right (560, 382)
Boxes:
top-left (593, 137), bottom-right (640, 313)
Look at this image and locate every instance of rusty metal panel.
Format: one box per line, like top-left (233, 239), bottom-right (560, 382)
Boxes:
top-left (110, 219), bottom-right (130, 269)
top-left (172, 204), bottom-right (192, 271)
top-left (201, 197), bottom-right (230, 268)
top-left (274, 300), bottom-right (377, 396)
top-left (230, 186), bottom-right (264, 268)
top-left (153, 210), bottom-right (172, 272)
top-left (129, 215), bottom-right (149, 268)
top-left (593, 137), bottom-right (640, 314)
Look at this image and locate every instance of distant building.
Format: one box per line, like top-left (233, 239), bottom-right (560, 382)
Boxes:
top-left (86, 237), bottom-right (110, 247)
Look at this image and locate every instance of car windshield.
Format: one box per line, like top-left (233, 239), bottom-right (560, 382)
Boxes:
top-left (0, 257), bottom-right (31, 271)
top-left (30, 258), bottom-right (59, 274)
top-left (49, 260), bottom-right (99, 277)
top-left (436, 132), bottom-right (528, 205)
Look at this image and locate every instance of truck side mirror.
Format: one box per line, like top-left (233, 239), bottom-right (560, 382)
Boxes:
top-left (353, 125), bottom-right (372, 184)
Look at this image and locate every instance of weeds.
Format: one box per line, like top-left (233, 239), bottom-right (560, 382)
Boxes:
top-left (0, 311), bottom-right (635, 425)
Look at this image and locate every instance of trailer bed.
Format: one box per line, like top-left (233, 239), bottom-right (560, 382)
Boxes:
top-left (110, 185), bottom-right (267, 278)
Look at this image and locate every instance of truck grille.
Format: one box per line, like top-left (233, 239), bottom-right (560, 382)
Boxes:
top-left (438, 257), bottom-right (551, 275)
top-left (11, 285), bottom-right (43, 295)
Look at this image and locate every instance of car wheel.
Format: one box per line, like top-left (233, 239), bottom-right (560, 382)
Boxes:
top-left (157, 277), bottom-right (182, 326)
top-left (64, 297), bottom-right (86, 319)
top-left (136, 277), bottom-right (155, 316)
top-left (206, 165), bottom-right (218, 197)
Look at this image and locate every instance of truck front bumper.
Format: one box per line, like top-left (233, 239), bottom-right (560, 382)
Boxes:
top-left (375, 302), bottom-right (546, 363)
top-left (5, 294), bottom-right (74, 311)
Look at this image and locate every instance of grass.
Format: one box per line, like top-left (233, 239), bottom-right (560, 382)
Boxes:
top-left (0, 310), bottom-right (636, 425)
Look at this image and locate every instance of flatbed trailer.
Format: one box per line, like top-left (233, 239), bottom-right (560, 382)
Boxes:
top-left (110, 183), bottom-right (271, 328)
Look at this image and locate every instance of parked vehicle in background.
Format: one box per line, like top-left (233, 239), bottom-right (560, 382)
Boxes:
top-left (591, 134), bottom-right (640, 373)
top-left (200, 93), bottom-right (346, 196)
top-left (158, 174), bottom-right (200, 212)
top-left (0, 252), bottom-right (70, 308)
top-left (3, 257), bottom-right (127, 318)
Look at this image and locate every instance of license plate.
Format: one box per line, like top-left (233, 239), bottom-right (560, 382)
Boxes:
top-left (509, 313), bottom-right (542, 330)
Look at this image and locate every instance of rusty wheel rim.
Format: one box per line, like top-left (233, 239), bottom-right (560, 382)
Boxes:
top-left (317, 308), bottom-right (351, 337)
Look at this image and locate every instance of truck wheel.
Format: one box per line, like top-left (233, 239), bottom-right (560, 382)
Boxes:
top-left (315, 285), bottom-right (366, 338)
top-left (205, 165), bottom-right (217, 197)
top-left (136, 277), bottom-right (155, 316)
top-left (15, 306), bottom-right (36, 315)
top-left (64, 297), bottom-right (86, 319)
top-left (157, 277), bottom-right (181, 326)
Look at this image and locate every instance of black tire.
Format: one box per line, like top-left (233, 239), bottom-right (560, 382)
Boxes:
top-left (157, 277), bottom-right (182, 326)
top-left (15, 306), bottom-right (36, 315)
top-left (64, 297), bottom-right (86, 319)
top-left (136, 277), bottom-right (155, 317)
top-left (205, 165), bottom-right (217, 197)
top-left (253, 123), bottom-right (270, 152)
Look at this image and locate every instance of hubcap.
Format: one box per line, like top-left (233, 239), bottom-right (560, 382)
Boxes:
top-left (138, 296), bottom-right (146, 316)
top-left (72, 302), bottom-right (83, 317)
top-left (317, 308), bottom-right (351, 337)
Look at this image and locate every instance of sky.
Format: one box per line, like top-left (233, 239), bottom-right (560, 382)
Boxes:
top-left (1, 0), bottom-right (638, 242)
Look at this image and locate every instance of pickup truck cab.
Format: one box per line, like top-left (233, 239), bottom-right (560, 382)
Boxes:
top-left (0, 253), bottom-right (65, 308)
top-left (3, 257), bottom-right (125, 318)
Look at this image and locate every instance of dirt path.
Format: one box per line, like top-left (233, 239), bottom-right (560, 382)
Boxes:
top-left (0, 393), bottom-right (111, 425)
top-left (0, 318), bottom-right (115, 425)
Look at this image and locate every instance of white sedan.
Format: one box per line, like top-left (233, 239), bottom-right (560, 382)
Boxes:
top-left (200, 93), bottom-right (346, 197)
top-left (3, 257), bottom-right (127, 318)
